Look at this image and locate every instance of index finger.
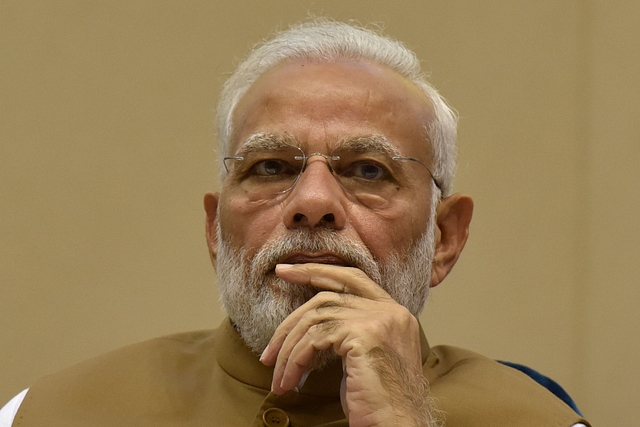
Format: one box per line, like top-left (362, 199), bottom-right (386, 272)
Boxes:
top-left (274, 263), bottom-right (392, 300)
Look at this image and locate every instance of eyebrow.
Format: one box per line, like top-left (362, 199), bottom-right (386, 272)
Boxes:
top-left (235, 133), bottom-right (299, 153)
top-left (334, 135), bottom-right (404, 158)
top-left (237, 133), bottom-right (405, 158)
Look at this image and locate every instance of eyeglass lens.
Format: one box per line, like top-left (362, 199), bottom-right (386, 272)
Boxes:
top-left (224, 145), bottom-right (431, 208)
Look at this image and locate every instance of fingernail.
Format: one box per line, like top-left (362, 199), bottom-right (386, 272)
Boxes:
top-left (259, 344), bottom-right (269, 362)
top-left (276, 263), bottom-right (294, 272)
top-left (296, 371), bottom-right (311, 392)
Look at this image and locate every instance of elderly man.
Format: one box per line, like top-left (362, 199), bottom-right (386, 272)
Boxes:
top-left (1, 20), bottom-right (590, 427)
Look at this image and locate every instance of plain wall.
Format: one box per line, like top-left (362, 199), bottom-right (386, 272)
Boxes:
top-left (1, 2), bottom-right (638, 425)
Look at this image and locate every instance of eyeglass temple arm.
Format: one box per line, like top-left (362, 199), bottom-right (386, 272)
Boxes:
top-left (392, 156), bottom-right (444, 195)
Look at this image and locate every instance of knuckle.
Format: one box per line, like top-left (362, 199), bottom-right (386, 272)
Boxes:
top-left (277, 355), bottom-right (290, 365)
top-left (315, 300), bottom-right (343, 312)
top-left (310, 317), bottom-right (340, 335)
top-left (348, 267), bottom-right (370, 281)
top-left (315, 290), bottom-right (337, 301)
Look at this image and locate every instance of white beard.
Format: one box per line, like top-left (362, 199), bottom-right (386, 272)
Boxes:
top-left (215, 220), bottom-right (436, 356)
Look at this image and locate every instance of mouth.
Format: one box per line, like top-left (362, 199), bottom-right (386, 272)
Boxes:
top-left (280, 253), bottom-right (352, 267)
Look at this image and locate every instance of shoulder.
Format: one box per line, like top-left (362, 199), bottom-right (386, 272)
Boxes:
top-left (43, 329), bottom-right (218, 385)
top-left (425, 344), bottom-right (542, 397)
top-left (425, 345), bottom-right (589, 427)
top-left (45, 329), bottom-right (217, 381)
top-left (14, 329), bottom-right (221, 426)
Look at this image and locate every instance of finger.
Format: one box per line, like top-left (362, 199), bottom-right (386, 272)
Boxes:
top-left (275, 263), bottom-right (392, 300)
top-left (261, 292), bottom-right (347, 366)
top-left (269, 292), bottom-right (376, 392)
top-left (267, 263), bottom-right (390, 361)
top-left (273, 318), bottom-right (340, 394)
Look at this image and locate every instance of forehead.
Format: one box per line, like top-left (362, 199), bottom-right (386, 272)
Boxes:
top-left (230, 58), bottom-right (435, 159)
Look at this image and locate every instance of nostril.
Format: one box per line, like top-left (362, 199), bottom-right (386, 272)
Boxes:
top-left (323, 213), bottom-right (335, 223)
top-left (294, 213), bottom-right (304, 222)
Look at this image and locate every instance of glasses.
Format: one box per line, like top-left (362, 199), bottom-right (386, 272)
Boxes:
top-left (223, 143), bottom-right (441, 208)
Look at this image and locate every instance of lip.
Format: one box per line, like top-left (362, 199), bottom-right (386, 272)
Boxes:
top-left (281, 253), bottom-right (351, 267)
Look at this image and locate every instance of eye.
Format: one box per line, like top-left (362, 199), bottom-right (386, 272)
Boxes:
top-left (349, 161), bottom-right (389, 181)
top-left (250, 159), bottom-right (296, 177)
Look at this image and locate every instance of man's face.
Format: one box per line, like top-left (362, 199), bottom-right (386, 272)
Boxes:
top-left (210, 59), bottom-right (439, 353)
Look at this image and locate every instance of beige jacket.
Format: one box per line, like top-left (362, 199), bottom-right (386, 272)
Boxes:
top-left (13, 319), bottom-right (590, 426)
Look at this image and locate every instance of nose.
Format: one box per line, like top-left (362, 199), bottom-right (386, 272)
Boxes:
top-left (282, 157), bottom-right (347, 230)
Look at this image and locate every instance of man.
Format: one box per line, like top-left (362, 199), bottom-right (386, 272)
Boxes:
top-left (0, 20), bottom-right (590, 426)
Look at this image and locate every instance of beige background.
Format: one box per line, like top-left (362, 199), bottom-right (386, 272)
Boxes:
top-left (1, 1), bottom-right (638, 425)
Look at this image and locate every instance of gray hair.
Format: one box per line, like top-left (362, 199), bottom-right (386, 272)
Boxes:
top-left (216, 19), bottom-right (458, 196)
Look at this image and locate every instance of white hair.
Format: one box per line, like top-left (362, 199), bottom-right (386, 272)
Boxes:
top-left (216, 18), bottom-right (458, 196)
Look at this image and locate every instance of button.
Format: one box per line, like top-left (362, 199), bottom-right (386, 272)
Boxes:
top-left (262, 407), bottom-right (290, 427)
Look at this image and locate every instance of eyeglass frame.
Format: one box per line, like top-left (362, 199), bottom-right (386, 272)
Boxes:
top-left (222, 135), bottom-right (444, 198)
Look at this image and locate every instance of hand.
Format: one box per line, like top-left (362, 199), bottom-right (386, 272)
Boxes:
top-left (259, 263), bottom-right (435, 427)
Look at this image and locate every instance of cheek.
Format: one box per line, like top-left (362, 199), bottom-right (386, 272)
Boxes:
top-left (218, 194), bottom-right (284, 255)
top-left (349, 200), bottom-right (431, 261)
top-left (218, 188), bottom-right (432, 262)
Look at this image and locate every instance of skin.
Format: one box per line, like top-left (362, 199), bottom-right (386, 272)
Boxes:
top-left (204, 58), bottom-right (473, 426)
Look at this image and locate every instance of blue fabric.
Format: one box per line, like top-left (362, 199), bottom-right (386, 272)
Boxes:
top-left (498, 361), bottom-right (583, 416)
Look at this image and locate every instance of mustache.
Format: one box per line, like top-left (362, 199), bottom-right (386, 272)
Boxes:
top-left (249, 228), bottom-right (382, 283)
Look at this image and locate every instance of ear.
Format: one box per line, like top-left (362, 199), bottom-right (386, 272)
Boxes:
top-left (430, 193), bottom-right (474, 287)
top-left (204, 192), bottom-right (220, 268)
